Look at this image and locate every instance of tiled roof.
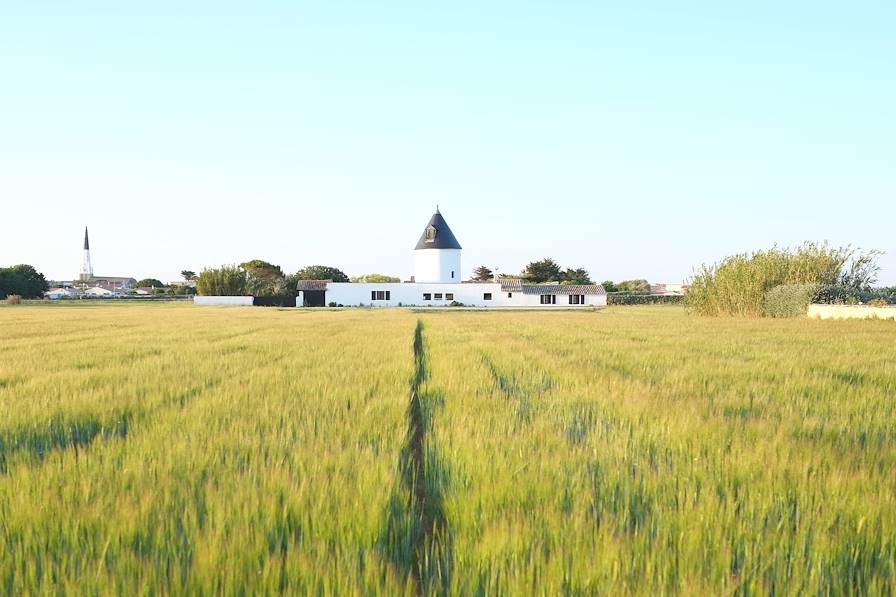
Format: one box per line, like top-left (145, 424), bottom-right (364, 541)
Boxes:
top-left (498, 277), bottom-right (605, 295)
top-left (89, 276), bottom-right (136, 283)
top-left (296, 280), bottom-right (330, 291)
top-left (498, 278), bottom-right (522, 291)
top-left (522, 284), bottom-right (606, 296)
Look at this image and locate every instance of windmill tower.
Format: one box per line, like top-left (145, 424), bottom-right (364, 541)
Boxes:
top-left (413, 207), bottom-right (462, 283)
top-left (79, 227), bottom-right (93, 282)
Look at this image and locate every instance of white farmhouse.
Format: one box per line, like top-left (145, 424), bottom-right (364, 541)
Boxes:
top-left (45, 287), bottom-right (83, 300)
top-left (297, 209), bottom-right (606, 308)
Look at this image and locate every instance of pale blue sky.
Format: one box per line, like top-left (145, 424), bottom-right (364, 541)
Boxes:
top-left (2, 2), bottom-right (894, 284)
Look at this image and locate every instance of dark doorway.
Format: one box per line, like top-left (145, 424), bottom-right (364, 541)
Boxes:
top-left (303, 290), bottom-right (326, 307)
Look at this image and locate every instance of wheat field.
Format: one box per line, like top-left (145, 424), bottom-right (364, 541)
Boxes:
top-left (1, 303), bottom-right (894, 594)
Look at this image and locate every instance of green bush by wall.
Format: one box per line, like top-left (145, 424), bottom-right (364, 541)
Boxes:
top-left (764, 284), bottom-right (818, 318)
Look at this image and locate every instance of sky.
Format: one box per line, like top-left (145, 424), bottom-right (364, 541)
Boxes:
top-left (1, 2), bottom-right (894, 284)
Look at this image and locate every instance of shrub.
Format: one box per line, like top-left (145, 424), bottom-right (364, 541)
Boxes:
top-left (867, 298), bottom-right (889, 308)
top-left (763, 284), bottom-right (818, 318)
top-left (5, 294), bottom-right (23, 305)
top-left (608, 293), bottom-right (684, 306)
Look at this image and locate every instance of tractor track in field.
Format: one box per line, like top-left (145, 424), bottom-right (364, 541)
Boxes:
top-left (381, 320), bottom-right (453, 595)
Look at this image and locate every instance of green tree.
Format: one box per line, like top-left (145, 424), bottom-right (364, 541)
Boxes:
top-left (295, 265), bottom-right (350, 283)
top-left (522, 258), bottom-right (562, 283)
top-left (240, 259), bottom-right (286, 296)
top-left (0, 264), bottom-right (49, 299)
top-left (134, 278), bottom-right (165, 288)
top-left (180, 270), bottom-right (197, 282)
top-left (351, 273), bottom-right (400, 283)
top-left (471, 266), bottom-right (494, 282)
top-left (839, 249), bottom-right (883, 290)
top-left (602, 280), bottom-right (619, 293)
top-left (196, 265), bottom-right (248, 296)
top-left (617, 279), bottom-right (650, 293)
top-left (562, 267), bottom-right (592, 285)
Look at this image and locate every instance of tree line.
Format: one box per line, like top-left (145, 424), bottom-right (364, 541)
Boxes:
top-left (470, 259), bottom-right (594, 285)
top-left (470, 259), bottom-right (649, 291)
top-left (197, 261), bottom-right (354, 296)
top-left (198, 257), bottom-right (653, 296)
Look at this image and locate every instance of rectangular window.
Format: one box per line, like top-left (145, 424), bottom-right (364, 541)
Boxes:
top-left (371, 291), bottom-right (376, 301)
top-left (484, 293), bottom-right (492, 300)
top-left (446, 293), bottom-right (454, 300)
top-left (569, 295), bottom-right (584, 305)
top-left (423, 293), bottom-right (432, 301)
top-left (385, 291), bottom-right (391, 300)
top-left (435, 293), bottom-right (443, 300)
top-left (540, 294), bottom-right (556, 305)
top-left (507, 292), bottom-right (513, 298)
top-left (372, 290), bottom-right (389, 301)
top-left (451, 271), bottom-right (455, 278)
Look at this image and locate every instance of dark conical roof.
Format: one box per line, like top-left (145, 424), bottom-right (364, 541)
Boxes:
top-left (414, 208), bottom-right (462, 250)
top-left (83, 227), bottom-right (90, 250)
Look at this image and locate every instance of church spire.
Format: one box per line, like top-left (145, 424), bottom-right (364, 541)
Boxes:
top-left (80, 226), bottom-right (93, 281)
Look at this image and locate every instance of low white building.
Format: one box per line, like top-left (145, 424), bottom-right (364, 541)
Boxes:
top-left (297, 209), bottom-right (606, 308)
top-left (46, 287), bottom-right (83, 299)
top-left (83, 286), bottom-right (116, 297)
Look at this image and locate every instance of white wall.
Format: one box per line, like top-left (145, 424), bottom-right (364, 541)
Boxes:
top-left (193, 296), bottom-right (254, 306)
top-left (303, 283), bottom-right (607, 308)
top-left (414, 249), bottom-right (461, 283)
top-left (807, 304), bottom-right (896, 321)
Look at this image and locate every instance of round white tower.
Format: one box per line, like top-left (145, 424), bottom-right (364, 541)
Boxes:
top-left (414, 208), bottom-right (462, 283)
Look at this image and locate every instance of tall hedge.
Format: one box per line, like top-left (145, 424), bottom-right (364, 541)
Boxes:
top-left (608, 293), bottom-right (684, 306)
top-left (813, 285), bottom-right (896, 305)
top-left (686, 243), bottom-right (878, 316)
top-left (196, 265), bottom-right (248, 296)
